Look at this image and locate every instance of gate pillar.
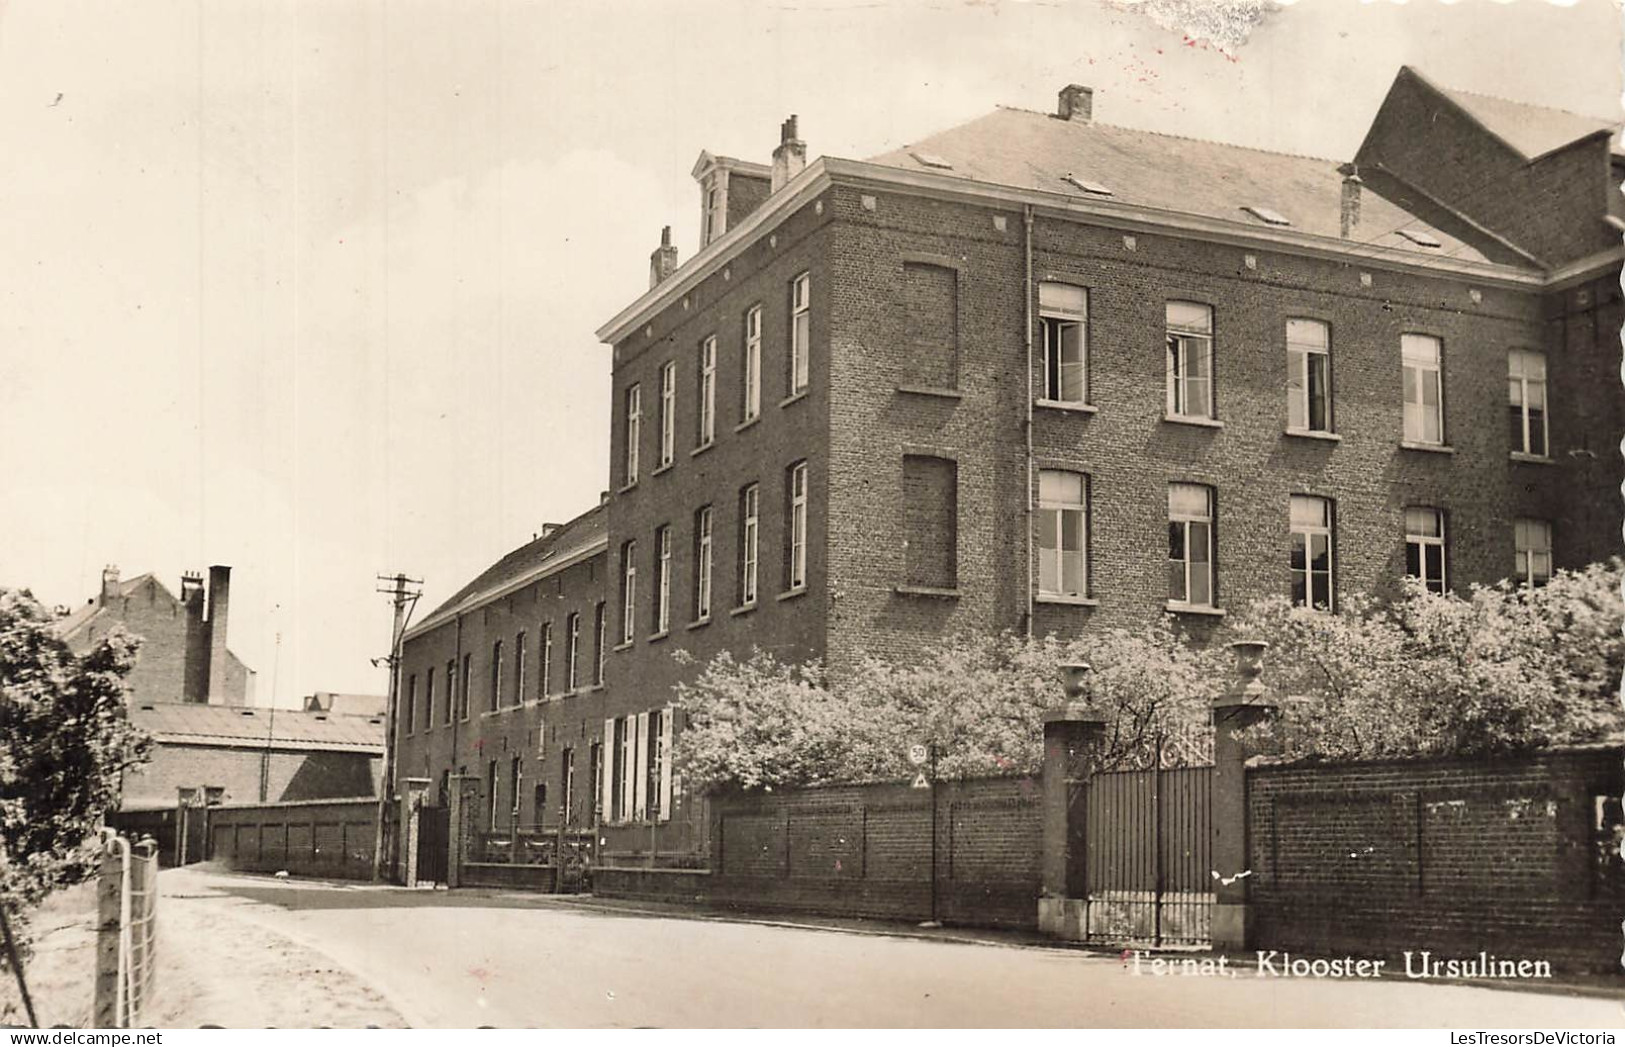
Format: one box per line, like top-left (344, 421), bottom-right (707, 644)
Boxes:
top-left (446, 774), bottom-right (481, 889)
top-left (398, 777), bottom-right (431, 886)
top-left (1038, 665), bottom-right (1109, 940)
top-left (1210, 640), bottom-right (1279, 952)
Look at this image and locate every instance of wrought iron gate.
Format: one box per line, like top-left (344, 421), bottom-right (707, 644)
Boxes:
top-left (1084, 765), bottom-right (1213, 946)
top-left (417, 805), bottom-right (450, 885)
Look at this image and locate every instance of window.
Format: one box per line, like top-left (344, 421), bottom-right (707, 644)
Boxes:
top-left (653, 525), bottom-right (672, 634)
top-left (1038, 470), bottom-right (1088, 598)
top-left (786, 462), bottom-right (808, 590)
top-left (738, 484), bottom-right (759, 605)
top-left (425, 671), bottom-right (435, 729)
top-left (444, 661), bottom-right (454, 724)
top-left (694, 506), bottom-right (714, 621)
top-left (532, 782), bottom-right (547, 831)
top-left (623, 383), bottom-right (641, 485)
top-left (514, 632), bottom-right (526, 706)
top-left (1508, 349), bottom-right (1548, 457)
top-left (904, 263), bottom-right (958, 389)
top-left (620, 542), bottom-right (638, 644)
top-left (560, 747), bottom-right (575, 828)
top-left (742, 307), bottom-right (761, 421)
top-left (1514, 519), bottom-right (1553, 587)
top-left (509, 757), bottom-right (522, 821)
top-left (1166, 302), bottom-right (1214, 420)
top-left (1287, 319), bottom-right (1331, 433)
top-left (1405, 507), bottom-right (1446, 594)
top-left (1168, 483), bottom-right (1215, 608)
top-left (588, 742), bottom-right (603, 825)
top-left (1402, 334), bottom-right (1443, 445)
top-left (902, 455), bottom-right (958, 589)
top-left (1040, 283), bottom-right (1088, 404)
top-left (698, 336), bottom-right (717, 447)
top-left (487, 759), bottom-right (500, 829)
top-left (459, 655), bottom-right (471, 721)
top-left (703, 184), bottom-right (722, 246)
top-left (592, 603), bottom-right (606, 686)
top-left (645, 709), bottom-right (663, 824)
top-left (404, 675), bottom-right (416, 735)
top-left (1289, 495), bottom-right (1334, 610)
top-left (489, 640), bottom-right (503, 712)
top-left (566, 612), bottom-right (581, 691)
top-left (539, 621), bottom-right (553, 698)
top-left (658, 361), bottom-right (676, 468)
top-left (790, 273), bottom-right (811, 395)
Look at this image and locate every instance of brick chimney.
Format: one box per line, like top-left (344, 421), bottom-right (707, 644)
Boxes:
top-left (1058, 85), bottom-right (1093, 123)
top-left (99, 565), bottom-right (120, 606)
top-left (770, 115), bottom-right (806, 193)
top-left (206, 565), bottom-right (232, 704)
top-left (179, 571), bottom-right (204, 608)
top-left (1339, 164), bottom-right (1362, 239)
top-left (648, 226), bottom-right (679, 289)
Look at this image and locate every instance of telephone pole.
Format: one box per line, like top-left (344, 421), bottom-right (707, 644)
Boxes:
top-left (372, 572), bottom-right (422, 882)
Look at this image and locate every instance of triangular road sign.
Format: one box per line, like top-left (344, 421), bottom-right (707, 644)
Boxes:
top-left (911, 772), bottom-right (930, 790)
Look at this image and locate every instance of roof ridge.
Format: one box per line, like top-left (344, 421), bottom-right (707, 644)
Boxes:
top-left (986, 104), bottom-right (1347, 166)
top-left (1411, 66), bottom-right (1620, 129)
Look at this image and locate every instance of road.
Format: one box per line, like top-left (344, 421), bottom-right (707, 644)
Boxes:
top-left (161, 868), bottom-right (1623, 1028)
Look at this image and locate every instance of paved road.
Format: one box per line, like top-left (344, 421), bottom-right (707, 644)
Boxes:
top-left (161, 868), bottom-right (1623, 1028)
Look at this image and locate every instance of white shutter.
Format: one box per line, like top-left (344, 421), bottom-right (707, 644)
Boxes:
top-left (600, 718), bottom-right (615, 823)
top-left (658, 707), bottom-right (674, 822)
top-left (633, 711), bottom-right (650, 820)
top-left (620, 718), bottom-right (636, 824)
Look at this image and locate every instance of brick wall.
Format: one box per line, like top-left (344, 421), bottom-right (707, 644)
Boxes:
top-left (1248, 746), bottom-right (1624, 971)
top-left (120, 743), bottom-right (378, 809)
top-left (595, 775), bottom-right (1044, 929)
top-left (207, 798), bottom-right (378, 880)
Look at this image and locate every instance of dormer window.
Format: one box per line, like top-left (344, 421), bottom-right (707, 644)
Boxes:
top-left (702, 183), bottom-right (724, 246)
top-left (910, 151), bottom-right (953, 170)
top-left (1062, 174), bottom-right (1113, 196)
top-left (1243, 205), bottom-right (1291, 227)
top-left (1396, 228), bottom-right (1442, 248)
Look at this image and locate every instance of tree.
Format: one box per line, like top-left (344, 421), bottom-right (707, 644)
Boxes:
top-left (0, 589), bottom-right (150, 947)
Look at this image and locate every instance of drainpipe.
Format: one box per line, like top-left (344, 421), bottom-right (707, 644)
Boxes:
top-left (450, 613), bottom-right (463, 790)
top-left (1023, 204), bottom-right (1036, 638)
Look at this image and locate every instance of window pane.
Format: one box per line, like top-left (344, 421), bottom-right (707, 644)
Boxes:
top-left (1059, 324), bottom-right (1085, 402)
top-left (1040, 282), bottom-right (1087, 316)
top-left (1509, 404), bottom-right (1526, 452)
top-left (1286, 319), bottom-right (1327, 349)
top-left (1169, 484), bottom-right (1210, 517)
top-left (1405, 542), bottom-right (1421, 577)
top-left (1425, 545), bottom-right (1444, 590)
top-left (1061, 549), bottom-right (1084, 595)
top-left (1310, 534), bottom-right (1330, 571)
top-left (1189, 561), bottom-right (1211, 606)
top-left (1060, 509), bottom-right (1084, 554)
top-left (1528, 406), bottom-right (1546, 456)
top-left (1402, 334), bottom-right (1440, 366)
top-left (1290, 496), bottom-right (1326, 527)
top-left (1307, 354), bottom-right (1329, 431)
top-left (1167, 301), bottom-right (1211, 332)
top-left (1287, 349), bottom-right (1307, 430)
top-left (1290, 533), bottom-right (1307, 571)
top-left (1168, 558), bottom-right (1187, 602)
top-left (1189, 522), bottom-right (1210, 564)
top-left (1040, 470), bottom-right (1084, 505)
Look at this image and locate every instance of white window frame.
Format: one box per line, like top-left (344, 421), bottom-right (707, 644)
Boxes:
top-left (740, 483), bottom-right (759, 606)
top-left (513, 631), bottom-right (526, 706)
top-left (1038, 469), bottom-right (1088, 598)
top-left (1166, 302), bottom-right (1215, 420)
top-left (658, 361), bottom-right (676, 468)
top-left (1508, 349), bottom-right (1548, 457)
top-left (1289, 495), bottom-right (1334, 610)
top-left (621, 541), bottom-right (638, 644)
top-left (1039, 283), bottom-right (1088, 404)
top-left (654, 525), bottom-right (671, 635)
top-left (1514, 519), bottom-right (1553, 587)
top-left (1167, 483), bottom-right (1216, 609)
top-left (539, 622), bottom-right (553, 698)
top-left (699, 336), bottom-right (717, 447)
top-left (743, 307), bottom-right (762, 421)
top-left (1402, 333), bottom-right (1444, 445)
top-left (1404, 507), bottom-right (1446, 594)
top-left (1287, 319), bottom-right (1332, 433)
top-left (624, 383), bottom-right (641, 485)
top-left (566, 612), bottom-right (580, 692)
top-left (788, 462), bottom-right (808, 590)
top-left (695, 506), bottom-right (713, 621)
top-left (790, 273), bottom-right (811, 395)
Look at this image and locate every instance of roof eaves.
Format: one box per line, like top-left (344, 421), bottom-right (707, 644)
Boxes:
top-left (404, 531), bottom-right (610, 643)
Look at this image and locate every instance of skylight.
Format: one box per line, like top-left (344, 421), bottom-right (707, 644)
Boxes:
top-left (1243, 205), bottom-right (1292, 227)
top-left (909, 151), bottom-right (953, 170)
top-left (1397, 228), bottom-right (1443, 248)
top-left (1062, 173), bottom-right (1113, 196)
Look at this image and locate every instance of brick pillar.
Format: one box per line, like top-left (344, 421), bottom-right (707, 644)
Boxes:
top-left (93, 845), bottom-right (123, 1028)
top-left (446, 774), bottom-right (480, 889)
top-left (1210, 640), bottom-right (1279, 952)
top-left (1038, 661), bottom-right (1110, 940)
top-left (398, 777), bottom-right (430, 887)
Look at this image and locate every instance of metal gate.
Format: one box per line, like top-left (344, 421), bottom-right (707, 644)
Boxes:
top-left (1084, 765), bottom-right (1212, 947)
top-left (416, 805), bottom-right (450, 885)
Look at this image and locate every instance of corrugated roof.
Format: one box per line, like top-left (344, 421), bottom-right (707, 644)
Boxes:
top-left (129, 701), bottom-right (383, 753)
top-left (866, 107), bottom-right (1522, 266)
top-left (1422, 73), bottom-right (1619, 161)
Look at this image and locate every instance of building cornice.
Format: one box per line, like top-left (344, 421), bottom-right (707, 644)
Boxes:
top-left (1542, 245), bottom-right (1625, 292)
top-left (404, 535), bottom-right (610, 643)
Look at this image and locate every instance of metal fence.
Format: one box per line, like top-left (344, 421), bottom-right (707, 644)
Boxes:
top-left (94, 832), bottom-right (158, 1028)
top-left (1084, 765), bottom-right (1213, 947)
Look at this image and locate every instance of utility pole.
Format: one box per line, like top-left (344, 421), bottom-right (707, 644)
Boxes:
top-left (372, 572), bottom-right (422, 882)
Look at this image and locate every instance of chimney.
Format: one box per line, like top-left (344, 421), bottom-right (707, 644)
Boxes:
top-left (539, 522), bottom-right (562, 540)
top-left (206, 565), bottom-right (232, 705)
top-left (600, 490), bottom-right (611, 505)
top-left (99, 565), bottom-right (120, 606)
top-left (1339, 164), bottom-right (1362, 239)
top-left (648, 226), bottom-right (679, 289)
top-left (1058, 85), bottom-right (1093, 123)
top-left (179, 571), bottom-right (204, 608)
top-left (770, 115), bottom-right (806, 193)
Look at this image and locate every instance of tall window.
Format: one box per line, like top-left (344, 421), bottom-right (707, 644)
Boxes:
top-left (1166, 302), bottom-right (1214, 420)
top-left (405, 675), bottom-right (417, 734)
top-left (698, 336), bottom-right (717, 447)
top-left (742, 307), bottom-right (762, 422)
top-left (1402, 333), bottom-right (1443, 445)
top-left (592, 602), bottom-right (606, 686)
top-left (539, 622), bottom-right (553, 698)
top-left (694, 506), bottom-right (714, 621)
top-left (902, 455), bottom-right (958, 590)
top-left (489, 640), bottom-right (503, 712)
top-left (653, 525), bottom-right (672, 634)
top-left (620, 542), bottom-right (638, 644)
top-left (1405, 507), bottom-right (1446, 594)
top-left (444, 661), bottom-right (454, 725)
top-left (786, 462), bottom-right (808, 590)
top-left (1287, 319), bottom-right (1331, 433)
top-left (1040, 283), bottom-right (1087, 404)
top-left (790, 273), bottom-right (811, 395)
top-left (459, 654), bottom-right (471, 720)
top-left (566, 612), bottom-right (581, 691)
top-left (514, 632), bottom-right (527, 706)
top-left (658, 361), bottom-right (676, 468)
top-left (1514, 519), bottom-right (1553, 587)
top-left (424, 671), bottom-right (435, 730)
top-left (1508, 349), bottom-right (1548, 457)
top-left (1038, 470), bottom-right (1087, 598)
top-left (1168, 483), bottom-right (1215, 608)
top-left (509, 757), bottom-right (522, 822)
top-left (487, 759), bottom-right (500, 829)
top-left (1289, 495), bottom-right (1334, 609)
top-left (738, 484), bottom-right (759, 605)
top-left (623, 383), bottom-right (642, 485)
top-left (703, 184), bottom-right (722, 245)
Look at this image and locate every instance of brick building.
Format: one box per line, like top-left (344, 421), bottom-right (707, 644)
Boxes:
top-left (395, 68), bottom-right (1622, 862)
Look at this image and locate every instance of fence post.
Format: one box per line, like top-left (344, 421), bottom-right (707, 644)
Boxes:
top-left (398, 777), bottom-right (430, 886)
top-left (1038, 664), bottom-right (1109, 941)
top-left (92, 842), bottom-right (122, 1028)
top-left (1210, 640), bottom-right (1279, 952)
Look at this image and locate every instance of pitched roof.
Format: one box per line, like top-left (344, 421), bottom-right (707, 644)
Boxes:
top-left (129, 701), bottom-right (383, 753)
top-left (410, 502), bottom-right (608, 638)
top-left (866, 106), bottom-right (1519, 266)
top-left (1414, 69), bottom-right (1620, 161)
top-left (52, 573), bottom-right (158, 640)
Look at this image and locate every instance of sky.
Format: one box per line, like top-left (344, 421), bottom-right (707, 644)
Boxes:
top-left (0, 0), bottom-right (1618, 706)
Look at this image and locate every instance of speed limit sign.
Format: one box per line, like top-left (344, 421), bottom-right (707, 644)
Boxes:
top-left (908, 743), bottom-right (929, 766)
